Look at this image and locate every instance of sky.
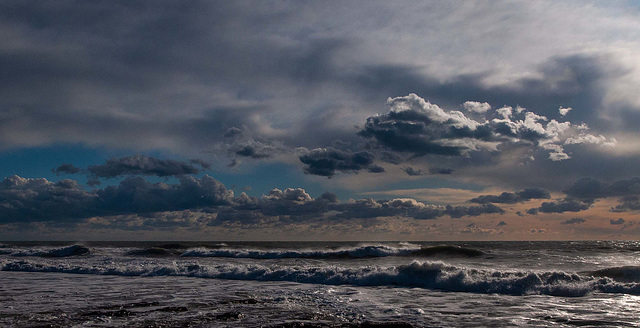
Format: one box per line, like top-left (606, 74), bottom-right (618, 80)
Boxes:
top-left (2, 0), bottom-right (640, 241)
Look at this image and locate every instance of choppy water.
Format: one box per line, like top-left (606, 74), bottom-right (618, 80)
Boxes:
top-left (2, 241), bottom-right (640, 327)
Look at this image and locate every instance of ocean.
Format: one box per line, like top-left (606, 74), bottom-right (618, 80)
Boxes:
top-left (1, 241), bottom-right (640, 327)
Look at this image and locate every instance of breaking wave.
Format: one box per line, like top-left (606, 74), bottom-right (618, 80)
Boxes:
top-left (180, 245), bottom-right (483, 259)
top-left (126, 247), bottom-right (180, 257)
top-left (3, 259), bottom-right (640, 297)
top-left (10, 245), bottom-right (90, 258)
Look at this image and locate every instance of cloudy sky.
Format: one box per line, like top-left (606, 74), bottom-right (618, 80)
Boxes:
top-left (2, 0), bottom-right (640, 240)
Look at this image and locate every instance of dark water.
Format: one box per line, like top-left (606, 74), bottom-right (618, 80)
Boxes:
top-left (1, 241), bottom-right (640, 327)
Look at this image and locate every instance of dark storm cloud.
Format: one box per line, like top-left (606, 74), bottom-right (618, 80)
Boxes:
top-left (565, 177), bottom-right (640, 200)
top-left (379, 152), bottom-right (405, 164)
top-left (96, 175), bottom-right (233, 214)
top-left (443, 204), bottom-right (505, 218)
top-left (527, 198), bottom-right (593, 214)
top-left (403, 167), bottom-right (453, 176)
top-left (561, 218), bottom-right (586, 225)
top-left (429, 168), bottom-right (454, 175)
top-left (611, 195), bottom-right (640, 213)
top-left (0, 174), bottom-right (233, 222)
top-left (470, 188), bottom-right (551, 204)
top-left (367, 165), bottom-right (386, 173)
top-left (231, 138), bottom-right (283, 160)
top-left (52, 163), bottom-right (82, 175)
top-left (0, 1), bottom-right (356, 153)
top-left (0, 172), bottom-right (504, 226)
top-left (0, 1), bottom-right (624, 151)
top-left (564, 177), bottom-right (640, 213)
top-left (610, 218), bottom-right (625, 225)
top-left (88, 155), bottom-right (209, 178)
top-left (0, 176), bottom-right (93, 222)
top-left (0, 0), bottom-right (628, 194)
top-left (298, 147), bottom-right (379, 177)
top-left (403, 167), bottom-right (426, 176)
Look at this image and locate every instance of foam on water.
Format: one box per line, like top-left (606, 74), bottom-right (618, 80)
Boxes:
top-left (3, 259), bottom-right (640, 297)
top-left (179, 245), bottom-right (483, 259)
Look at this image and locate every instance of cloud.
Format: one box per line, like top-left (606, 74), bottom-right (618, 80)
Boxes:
top-left (223, 127), bottom-right (243, 138)
top-left (189, 159), bottom-right (212, 170)
top-left (403, 167), bottom-right (453, 176)
top-left (564, 177), bottom-right (640, 212)
top-left (0, 170), bottom-right (506, 228)
top-left (460, 223), bottom-right (504, 234)
top-left (430, 168), bottom-right (454, 175)
top-left (558, 106), bottom-right (572, 116)
top-left (358, 93), bottom-right (613, 162)
top-left (88, 155), bottom-right (209, 178)
top-left (215, 191), bottom-right (505, 226)
top-left (0, 0), bottom-right (635, 188)
top-left (233, 141), bottom-right (279, 159)
top-left (218, 126), bottom-right (290, 166)
top-left (86, 179), bottom-right (101, 187)
top-left (527, 198), bottom-right (593, 214)
top-left (463, 101), bottom-right (491, 113)
top-left (403, 167), bottom-right (426, 176)
top-left (610, 218), bottom-right (625, 225)
top-left (470, 188), bottom-right (550, 204)
top-left (52, 163), bottom-right (82, 175)
top-left (561, 218), bottom-right (586, 225)
top-left (565, 134), bottom-right (616, 146)
top-left (443, 203), bottom-right (504, 218)
top-left (298, 147), bottom-right (379, 177)
top-left (0, 175), bottom-right (233, 222)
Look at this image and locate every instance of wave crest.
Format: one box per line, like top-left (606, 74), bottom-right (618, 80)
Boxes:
top-left (4, 259), bottom-right (640, 297)
top-left (11, 245), bottom-right (90, 258)
top-left (179, 245), bottom-right (484, 259)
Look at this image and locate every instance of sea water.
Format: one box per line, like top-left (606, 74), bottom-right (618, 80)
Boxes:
top-left (1, 241), bottom-right (640, 327)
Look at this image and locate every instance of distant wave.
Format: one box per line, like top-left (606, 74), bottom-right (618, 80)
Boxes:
top-left (126, 247), bottom-right (180, 257)
top-left (10, 245), bottom-right (90, 258)
top-left (411, 245), bottom-right (484, 257)
top-left (180, 245), bottom-right (483, 259)
top-left (589, 266), bottom-right (640, 283)
top-left (3, 259), bottom-right (640, 297)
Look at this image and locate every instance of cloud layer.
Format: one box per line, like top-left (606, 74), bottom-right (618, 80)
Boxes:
top-left (0, 174), bottom-right (503, 225)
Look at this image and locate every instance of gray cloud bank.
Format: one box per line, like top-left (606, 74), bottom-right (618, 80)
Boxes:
top-left (0, 175), bottom-right (503, 225)
top-left (298, 148), bottom-right (382, 177)
top-left (0, 175), bottom-right (232, 222)
top-left (523, 177), bottom-right (640, 214)
top-left (87, 155), bottom-right (210, 178)
top-left (469, 188), bottom-right (550, 204)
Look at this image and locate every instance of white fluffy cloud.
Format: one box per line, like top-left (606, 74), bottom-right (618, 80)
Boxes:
top-left (559, 106), bottom-right (573, 116)
top-left (361, 94), bottom-right (615, 161)
top-left (463, 101), bottom-right (492, 113)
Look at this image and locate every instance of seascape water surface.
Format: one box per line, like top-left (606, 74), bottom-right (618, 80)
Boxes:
top-left (2, 241), bottom-right (640, 327)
